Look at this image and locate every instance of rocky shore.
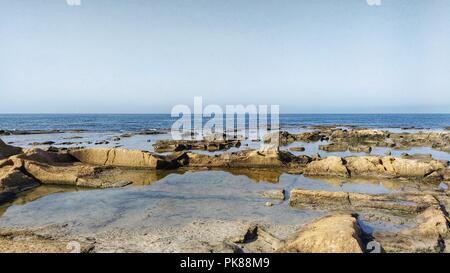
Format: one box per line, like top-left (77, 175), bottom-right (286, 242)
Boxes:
top-left (1, 127), bottom-right (450, 253)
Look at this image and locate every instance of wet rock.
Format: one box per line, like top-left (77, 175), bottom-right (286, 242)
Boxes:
top-left (276, 214), bottom-right (364, 253)
top-left (265, 202), bottom-right (273, 207)
top-left (56, 142), bottom-right (83, 146)
top-left (264, 131), bottom-right (324, 145)
top-left (137, 129), bottom-right (165, 135)
top-left (0, 139), bottom-right (23, 160)
top-left (260, 189), bottom-right (285, 200)
top-left (29, 141), bottom-right (55, 146)
top-left (319, 143), bottom-right (348, 152)
top-left (289, 146), bottom-right (305, 152)
top-left (348, 145), bottom-right (372, 153)
top-left (94, 140), bottom-right (110, 145)
top-left (0, 130), bottom-right (61, 136)
top-left (0, 165), bottom-right (39, 196)
top-left (186, 145), bottom-right (310, 169)
top-left (153, 139), bottom-right (240, 153)
top-left (264, 131), bottom-right (296, 145)
top-left (384, 150), bottom-right (392, 156)
top-left (293, 131), bottom-right (324, 143)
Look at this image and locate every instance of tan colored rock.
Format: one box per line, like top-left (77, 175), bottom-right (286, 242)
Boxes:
top-left (304, 156), bottom-right (349, 177)
top-left (373, 207), bottom-right (449, 253)
top-left (346, 156), bottom-right (387, 177)
top-left (0, 229), bottom-right (94, 253)
top-left (68, 148), bottom-right (183, 169)
top-left (403, 207), bottom-right (449, 238)
top-left (186, 146), bottom-right (310, 169)
top-left (348, 145), bottom-right (372, 153)
top-left (318, 143), bottom-right (348, 152)
top-left (289, 189), bottom-right (438, 214)
top-left (23, 160), bottom-right (97, 185)
top-left (277, 214), bottom-right (364, 253)
top-left (305, 155), bottom-right (447, 180)
top-left (381, 156), bottom-right (447, 179)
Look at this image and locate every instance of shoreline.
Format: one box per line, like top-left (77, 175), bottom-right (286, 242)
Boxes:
top-left (0, 127), bottom-right (449, 253)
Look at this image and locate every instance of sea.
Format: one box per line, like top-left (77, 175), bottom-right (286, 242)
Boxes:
top-left (0, 114), bottom-right (449, 132)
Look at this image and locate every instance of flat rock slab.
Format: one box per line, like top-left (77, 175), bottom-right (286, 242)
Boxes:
top-left (289, 188), bottom-right (439, 214)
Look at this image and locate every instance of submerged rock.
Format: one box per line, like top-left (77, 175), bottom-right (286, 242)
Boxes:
top-left (276, 214), bottom-right (364, 253)
top-left (289, 146), bottom-right (305, 152)
top-left (260, 189), bottom-right (285, 200)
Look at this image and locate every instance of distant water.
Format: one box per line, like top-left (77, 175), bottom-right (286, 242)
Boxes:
top-left (0, 114), bottom-right (449, 132)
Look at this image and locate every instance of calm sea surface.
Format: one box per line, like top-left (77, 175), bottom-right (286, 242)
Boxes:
top-left (0, 114), bottom-right (449, 131)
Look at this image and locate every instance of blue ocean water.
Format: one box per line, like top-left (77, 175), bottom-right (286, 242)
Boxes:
top-left (0, 114), bottom-right (449, 132)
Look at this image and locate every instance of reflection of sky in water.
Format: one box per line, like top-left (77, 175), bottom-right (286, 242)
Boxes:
top-left (0, 169), bottom-right (418, 234)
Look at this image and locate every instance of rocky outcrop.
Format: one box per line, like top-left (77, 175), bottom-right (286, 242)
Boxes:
top-left (68, 148), bottom-right (184, 169)
top-left (185, 145), bottom-right (311, 169)
top-left (373, 207), bottom-right (450, 253)
top-left (153, 139), bottom-right (240, 153)
top-left (304, 155), bottom-right (448, 180)
top-left (319, 143), bottom-right (349, 152)
top-left (330, 129), bottom-right (388, 143)
top-left (0, 139), bottom-right (23, 160)
top-left (289, 189), bottom-right (439, 214)
top-left (304, 156), bottom-right (350, 177)
top-left (0, 165), bottom-right (39, 202)
top-left (264, 131), bottom-right (325, 145)
top-left (276, 214), bottom-right (364, 253)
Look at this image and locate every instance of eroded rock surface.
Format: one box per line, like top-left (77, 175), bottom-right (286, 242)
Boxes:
top-left (304, 155), bottom-right (448, 180)
top-left (276, 214), bottom-right (364, 253)
top-left (69, 148), bottom-right (184, 169)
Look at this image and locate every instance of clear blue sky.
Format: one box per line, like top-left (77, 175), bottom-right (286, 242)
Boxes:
top-left (1, 0), bottom-right (449, 113)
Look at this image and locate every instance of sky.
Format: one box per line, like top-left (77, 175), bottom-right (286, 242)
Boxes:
top-left (0, 0), bottom-right (449, 113)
